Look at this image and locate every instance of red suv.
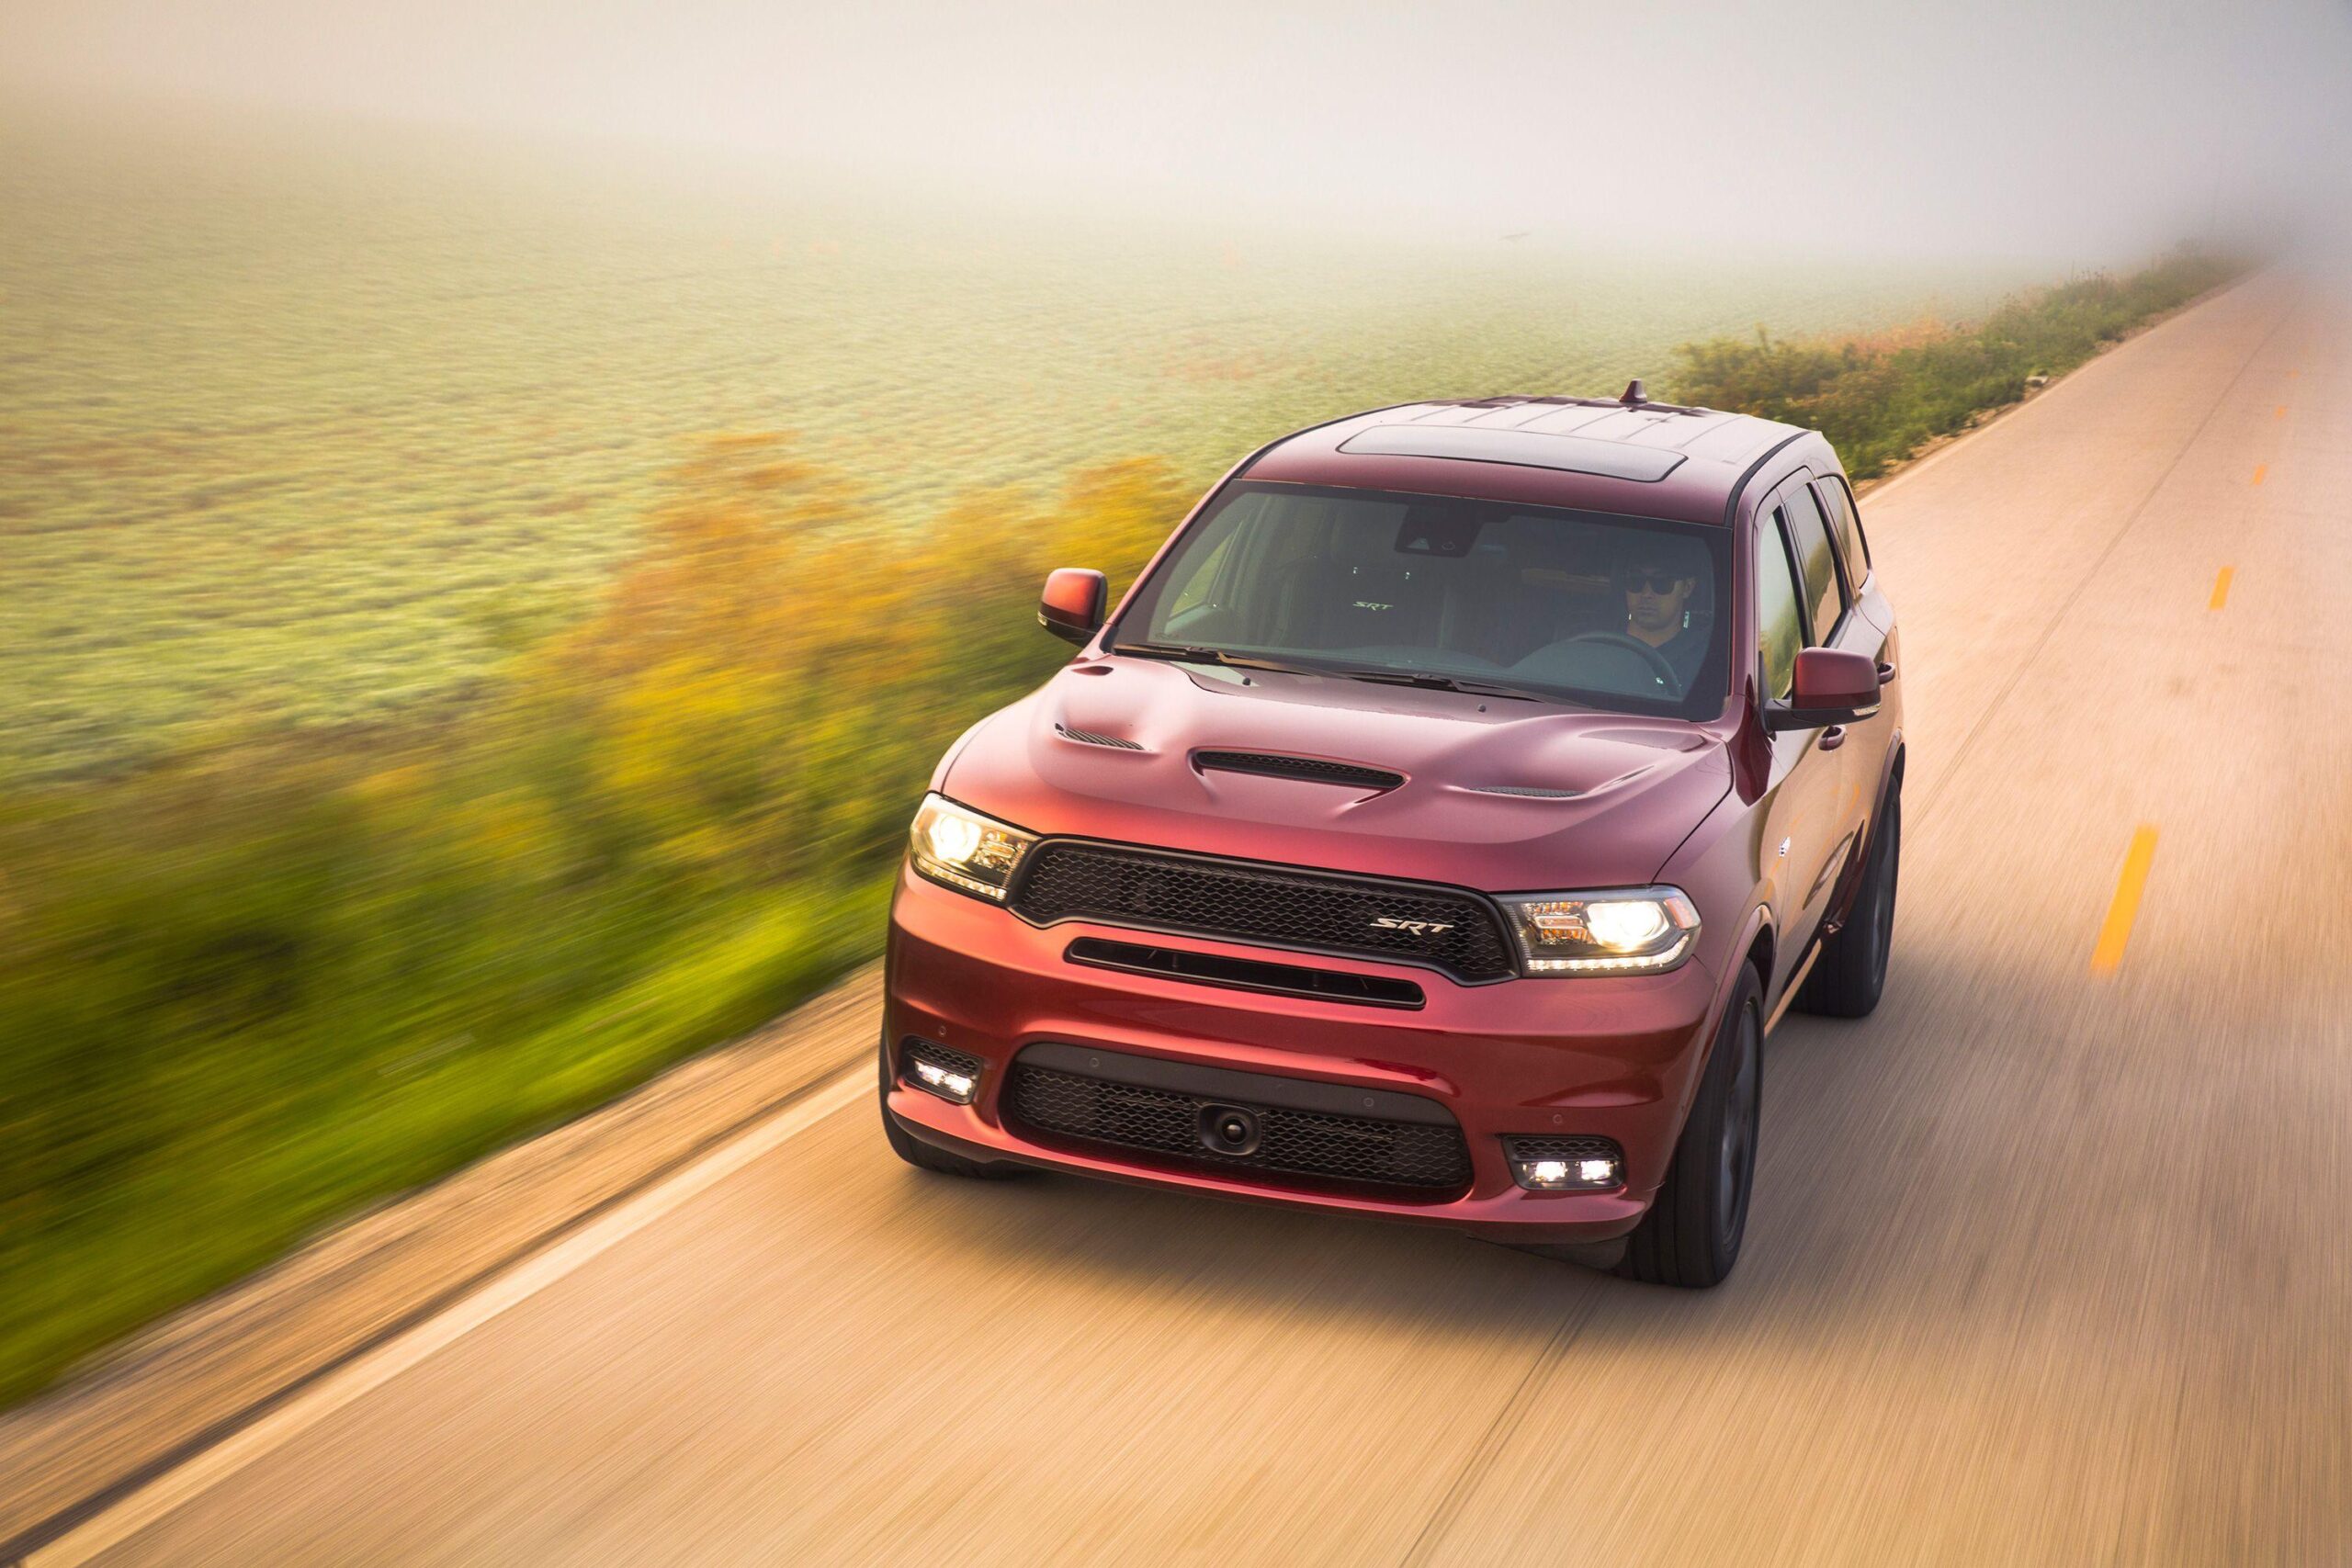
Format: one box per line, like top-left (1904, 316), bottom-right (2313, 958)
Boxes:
top-left (880, 384), bottom-right (1901, 1286)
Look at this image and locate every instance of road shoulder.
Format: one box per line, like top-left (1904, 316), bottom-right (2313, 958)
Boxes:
top-left (0, 965), bottom-right (881, 1551)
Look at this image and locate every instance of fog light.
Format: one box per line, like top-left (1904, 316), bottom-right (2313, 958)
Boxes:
top-left (915, 1059), bottom-right (976, 1102)
top-left (1504, 1135), bottom-right (1624, 1191)
top-left (900, 1038), bottom-right (984, 1106)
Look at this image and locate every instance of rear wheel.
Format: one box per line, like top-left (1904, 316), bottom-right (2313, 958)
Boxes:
top-left (878, 1035), bottom-right (1021, 1179)
top-left (1797, 782), bottom-right (1902, 1019)
top-left (1618, 964), bottom-right (1762, 1289)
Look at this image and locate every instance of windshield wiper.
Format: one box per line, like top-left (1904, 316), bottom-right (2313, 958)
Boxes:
top-left (1108, 642), bottom-right (1326, 676)
top-left (1111, 644), bottom-right (1549, 702)
top-left (1332, 669), bottom-right (1546, 703)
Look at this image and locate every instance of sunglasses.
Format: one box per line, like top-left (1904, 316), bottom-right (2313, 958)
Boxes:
top-left (1619, 570), bottom-right (1685, 593)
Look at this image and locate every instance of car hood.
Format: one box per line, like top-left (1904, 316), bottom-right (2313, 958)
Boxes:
top-left (938, 658), bottom-right (1732, 892)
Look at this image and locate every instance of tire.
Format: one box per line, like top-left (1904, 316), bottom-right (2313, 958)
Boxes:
top-left (1796, 781), bottom-right (1902, 1019)
top-left (1618, 964), bottom-right (1763, 1289)
top-left (878, 1036), bottom-right (1022, 1179)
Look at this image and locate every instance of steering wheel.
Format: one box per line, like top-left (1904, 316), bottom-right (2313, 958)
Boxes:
top-left (1558, 631), bottom-right (1681, 690)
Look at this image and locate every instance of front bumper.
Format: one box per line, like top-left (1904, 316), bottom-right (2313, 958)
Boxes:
top-left (882, 866), bottom-right (1732, 1244)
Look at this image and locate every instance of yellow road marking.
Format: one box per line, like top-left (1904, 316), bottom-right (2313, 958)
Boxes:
top-left (2251, 464), bottom-right (2267, 486)
top-left (2209, 567), bottom-right (2233, 610)
top-left (2090, 827), bottom-right (2159, 976)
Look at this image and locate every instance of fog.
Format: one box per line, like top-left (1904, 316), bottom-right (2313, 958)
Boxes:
top-left (7, 0), bottom-right (2351, 262)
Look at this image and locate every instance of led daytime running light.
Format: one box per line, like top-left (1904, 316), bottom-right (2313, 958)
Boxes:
top-left (908, 794), bottom-right (1037, 903)
top-left (1497, 886), bottom-right (1700, 977)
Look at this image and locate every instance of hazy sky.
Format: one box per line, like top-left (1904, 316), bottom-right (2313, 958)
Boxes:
top-left (8, 0), bottom-right (2351, 262)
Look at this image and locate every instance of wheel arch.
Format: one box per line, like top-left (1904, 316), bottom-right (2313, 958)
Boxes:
top-left (1743, 919), bottom-right (1776, 995)
top-left (1821, 729), bottom-right (1905, 935)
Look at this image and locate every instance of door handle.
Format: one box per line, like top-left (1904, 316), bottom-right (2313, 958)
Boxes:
top-left (1818, 726), bottom-right (1848, 751)
top-left (1875, 661), bottom-right (1897, 682)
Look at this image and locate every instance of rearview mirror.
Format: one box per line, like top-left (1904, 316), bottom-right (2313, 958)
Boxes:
top-left (1038, 568), bottom-right (1108, 645)
top-left (1763, 647), bottom-right (1882, 730)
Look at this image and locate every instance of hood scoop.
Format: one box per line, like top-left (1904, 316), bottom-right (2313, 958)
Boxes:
top-left (1193, 750), bottom-right (1403, 791)
top-left (1055, 722), bottom-right (1144, 751)
top-left (1463, 784), bottom-right (1584, 799)
top-left (1464, 757), bottom-right (1666, 801)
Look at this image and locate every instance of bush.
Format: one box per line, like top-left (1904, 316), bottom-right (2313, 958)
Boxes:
top-left (1668, 247), bottom-right (2240, 478)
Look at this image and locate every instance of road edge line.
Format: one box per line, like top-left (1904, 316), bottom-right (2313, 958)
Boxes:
top-left (18, 1061), bottom-right (872, 1568)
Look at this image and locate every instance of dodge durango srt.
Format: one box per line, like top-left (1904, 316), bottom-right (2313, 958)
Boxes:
top-left (879, 382), bottom-right (1902, 1287)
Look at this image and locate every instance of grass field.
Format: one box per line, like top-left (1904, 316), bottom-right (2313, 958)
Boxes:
top-left (1, 101), bottom-right (2233, 1409)
top-left (0, 102), bottom-right (2035, 780)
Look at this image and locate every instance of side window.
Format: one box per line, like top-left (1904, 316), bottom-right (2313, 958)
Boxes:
top-left (1782, 483), bottom-right (1843, 643)
top-left (1755, 508), bottom-right (1804, 700)
top-left (1813, 474), bottom-right (1869, 581)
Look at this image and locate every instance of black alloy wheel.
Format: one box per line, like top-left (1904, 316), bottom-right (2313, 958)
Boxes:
top-left (1618, 964), bottom-right (1764, 1288)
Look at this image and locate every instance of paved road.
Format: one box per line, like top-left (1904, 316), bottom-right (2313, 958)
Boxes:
top-left (66, 271), bottom-right (2352, 1564)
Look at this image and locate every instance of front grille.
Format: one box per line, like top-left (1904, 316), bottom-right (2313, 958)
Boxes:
top-left (1006, 1062), bottom-right (1472, 1194)
top-left (1009, 841), bottom-right (1516, 982)
top-left (1064, 937), bottom-right (1426, 1008)
top-left (1193, 751), bottom-right (1403, 791)
top-left (1464, 784), bottom-right (1584, 799)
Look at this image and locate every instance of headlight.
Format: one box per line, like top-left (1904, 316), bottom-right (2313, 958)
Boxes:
top-left (1496, 886), bottom-right (1700, 976)
top-left (908, 794), bottom-right (1036, 902)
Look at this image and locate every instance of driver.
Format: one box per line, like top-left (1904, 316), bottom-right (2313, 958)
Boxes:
top-left (1618, 543), bottom-right (1709, 691)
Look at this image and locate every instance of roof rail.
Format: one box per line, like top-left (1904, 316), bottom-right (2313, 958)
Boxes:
top-left (1444, 389), bottom-right (1713, 418)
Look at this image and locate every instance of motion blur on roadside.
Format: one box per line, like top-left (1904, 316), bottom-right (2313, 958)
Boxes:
top-left (5, 0), bottom-right (2352, 1560)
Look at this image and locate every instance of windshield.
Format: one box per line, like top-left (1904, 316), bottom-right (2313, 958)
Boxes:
top-left (1114, 482), bottom-right (1731, 718)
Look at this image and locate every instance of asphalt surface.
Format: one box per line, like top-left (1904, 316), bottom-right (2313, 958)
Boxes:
top-left (62, 270), bottom-right (2352, 1564)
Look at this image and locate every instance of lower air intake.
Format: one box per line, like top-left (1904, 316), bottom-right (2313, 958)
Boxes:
top-left (1005, 1061), bottom-right (1472, 1195)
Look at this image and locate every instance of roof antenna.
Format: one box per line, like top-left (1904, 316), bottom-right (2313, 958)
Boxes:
top-left (1620, 378), bottom-right (1649, 407)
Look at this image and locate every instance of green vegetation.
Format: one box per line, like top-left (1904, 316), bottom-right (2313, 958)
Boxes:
top-left (1669, 245), bottom-right (2236, 478)
top-left (0, 106), bottom-right (2032, 782)
top-left (0, 438), bottom-right (1185, 1406)
top-left (0, 108), bottom-right (2241, 1407)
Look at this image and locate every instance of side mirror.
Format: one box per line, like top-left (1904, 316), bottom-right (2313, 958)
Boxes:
top-left (1038, 567), bottom-right (1108, 646)
top-left (1763, 647), bottom-right (1882, 731)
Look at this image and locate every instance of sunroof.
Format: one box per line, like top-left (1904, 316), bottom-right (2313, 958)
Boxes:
top-left (1338, 425), bottom-right (1688, 482)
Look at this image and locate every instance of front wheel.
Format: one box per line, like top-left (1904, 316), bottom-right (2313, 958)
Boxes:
top-left (1618, 964), bottom-right (1763, 1288)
